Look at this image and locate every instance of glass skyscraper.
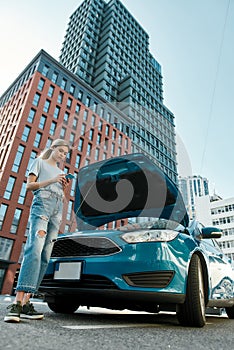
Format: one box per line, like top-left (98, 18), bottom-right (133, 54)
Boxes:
top-left (60, 0), bottom-right (178, 182)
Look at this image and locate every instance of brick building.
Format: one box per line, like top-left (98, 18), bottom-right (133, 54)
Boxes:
top-left (0, 50), bottom-right (131, 294)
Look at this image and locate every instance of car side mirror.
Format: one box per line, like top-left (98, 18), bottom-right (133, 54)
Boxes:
top-left (202, 227), bottom-right (222, 239)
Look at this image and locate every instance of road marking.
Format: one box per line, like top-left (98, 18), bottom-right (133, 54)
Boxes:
top-left (62, 324), bottom-right (157, 330)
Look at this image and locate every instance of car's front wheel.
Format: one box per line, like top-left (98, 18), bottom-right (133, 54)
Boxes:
top-left (225, 305), bottom-right (234, 319)
top-left (177, 254), bottom-right (206, 327)
top-left (47, 297), bottom-right (80, 314)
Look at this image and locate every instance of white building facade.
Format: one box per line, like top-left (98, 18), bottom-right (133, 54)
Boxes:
top-left (178, 175), bottom-right (212, 226)
top-left (210, 197), bottom-right (234, 268)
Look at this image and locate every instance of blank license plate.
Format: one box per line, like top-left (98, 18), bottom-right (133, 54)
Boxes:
top-left (54, 262), bottom-right (82, 280)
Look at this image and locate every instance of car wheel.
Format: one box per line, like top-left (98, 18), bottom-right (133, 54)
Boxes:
top-left (177, 254), bottom-right (206, 327)
top-left (225, 305), bottom-right (234, 319)
top-left (47, 298), bottom-right (80, 314)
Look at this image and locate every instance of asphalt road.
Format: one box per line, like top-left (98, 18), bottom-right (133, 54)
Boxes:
top-left (0, 295), bottom-right (234, 350)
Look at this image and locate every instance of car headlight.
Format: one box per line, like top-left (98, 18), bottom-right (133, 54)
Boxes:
top-left (121, 230), bottom-right (179, 243)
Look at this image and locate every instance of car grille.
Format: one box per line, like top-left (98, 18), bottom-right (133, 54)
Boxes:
top-left (51, 237), bottom-right (121, 257)
top-left (41, 274), bottom-right (119, 289)
top-left (122, 271), bottom-right (175, 288)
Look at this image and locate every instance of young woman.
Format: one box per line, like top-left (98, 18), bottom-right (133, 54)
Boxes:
top-left (4, 139), bottom-right (71, 322)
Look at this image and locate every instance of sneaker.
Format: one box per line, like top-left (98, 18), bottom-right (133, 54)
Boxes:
top-left (20, 302), bottom-right (44, 320)
top-left (4, 301), bottom-right (22, 323)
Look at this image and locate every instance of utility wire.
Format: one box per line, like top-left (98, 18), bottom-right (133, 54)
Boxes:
top-left (200, 0), bottom-right (231, 174)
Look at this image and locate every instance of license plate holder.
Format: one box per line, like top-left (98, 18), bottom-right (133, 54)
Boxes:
top-left (54, 261), bottom-right (82, 280)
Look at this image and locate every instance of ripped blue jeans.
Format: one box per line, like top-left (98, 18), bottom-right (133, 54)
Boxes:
top-left (16, 189), bottom-right (63, 294)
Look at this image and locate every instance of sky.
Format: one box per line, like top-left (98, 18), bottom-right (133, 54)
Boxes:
top-left (0, 0), bottom-right (234, 199)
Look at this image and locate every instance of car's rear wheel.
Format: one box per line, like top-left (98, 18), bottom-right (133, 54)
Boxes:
top-left (177, 254), bottom-right (206, 327)
top-left (47, 298), bottom-right (80, 314)
top-left (225, 305), bottom-right (234, 319)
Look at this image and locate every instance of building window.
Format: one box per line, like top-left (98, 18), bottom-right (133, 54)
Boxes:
top-left (100, 107), bottom-right (104, 118)
top-left (95, 148), bottom-right (100, 161)
top-left (51, 71), bottom-right (58, 83)
top-left (21, 126), bottom-right (31, 142)
top-left (57, 92), bottom-right (64, 104)
top-left (27, 108), bottom-right (36, 123)
top-left (53, 106), bottom-right (60, 119)
top-left (91, 115), bottom-right (96, 126)
top-left (70, 172), bottom-right (77, 197)
top-left (98, 120), bottom-right (103, 131)
top-left (4, 176), bottom-right (16, 200)
top-left (61, 78), bottom-right (67, 90)
top-left (70, 133), bottom-right (75, 144)
top-left (83, 110), bottom-right (88, 121)
top-left (12, 145), bottom-right (25, 172)
top-left (72, 117), bottom-right (78, 130)
top-left (49, 121), bottom-right (57, 135)
top-left (33, 132), bottom-right (42, 148)
top-left (63, 112), bottom-right (69, 124)
top-left (26, 151), bottom-right (37, 175)
top-left (85, 96), bottom-right (91, 107)
top-left (48, 85), bottom-right (55, 98)
top-left (37, 78), bottom-right (45, 91)
top-left (39, 115), bottom-right (47, 130)
top-left (105, 125), bottom-right (110, 136)
top-left (18, 182), bottom-right (27, 204)
top-left (75, 103), bottom-right (81, 114)
top-left (0, 237), bottom-right (13, 260)
top-left (60, 127), bottom-right (66, 139)
top-left (97, 134), bottom-right (101, 145)
top-left (89, 129), bottom-right (94, 141)
top-left (0, 204), bottom-right (8, 230)
top-left (10, 208), bottom-right (22, 234)
top-left (75, 154), bottom-right (81, 168)
top-left (43, 99), bottom-right (51, 113)
top-left (78, 138), bottom-right (84, 152)
top-left (93, 101), bottom-right (98, 113)
top-left (66, 201), bottom-right (73, 221)
top-left (78, 90), bottom-right (83, 101)
top-left (32, 92), bottom-right (41, 106)
top-left (70, 84), bottom-right (75, 95)
top-left (66, 97), bottom-right (72, 110)
top-left (81, 123), bottom-right (86, 135)
top-left (87, 143), bottom-right (92, 156)
top-left (42, 64), bottom-right (49, 77)
top-left (46, 138), bottom-right (53, 148)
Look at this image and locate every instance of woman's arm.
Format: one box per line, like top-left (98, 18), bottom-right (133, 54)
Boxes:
top-left (26, 174), bottom-right (66, 191)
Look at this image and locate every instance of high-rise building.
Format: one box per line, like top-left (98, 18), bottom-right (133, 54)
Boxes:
top-left (60, 0), bottom-right (178, 182)
top-left (210, 197), bottom-right (234, 268)
top-left (0, 50), bottom-right (131, 294)
top-left (178, 175), bottom-right (212, 226)
top-left (0, 0), bottom-right (179, 294)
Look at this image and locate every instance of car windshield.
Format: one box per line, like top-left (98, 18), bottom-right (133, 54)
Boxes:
top-left (117, 218), bottom-right (185, 232)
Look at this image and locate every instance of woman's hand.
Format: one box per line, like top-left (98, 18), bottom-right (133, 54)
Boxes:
top-left (27, 173), bottom-right (72, 192)
top-left (52, 174), bottom-right (66, 185)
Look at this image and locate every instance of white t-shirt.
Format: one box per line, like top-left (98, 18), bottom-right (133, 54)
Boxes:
top-left (28, 158), bottom-right (64, 196)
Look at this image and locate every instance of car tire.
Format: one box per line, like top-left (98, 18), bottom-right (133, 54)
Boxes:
top-left (225, 305), bottom-right (234, 319)
top-left (177, 254), bottom-right (206, 327)
top-left (47, 298), bottom-right (80, 314)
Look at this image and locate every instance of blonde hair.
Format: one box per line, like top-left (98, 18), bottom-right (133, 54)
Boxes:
top-left (39, 139), bottom-right (70, 160)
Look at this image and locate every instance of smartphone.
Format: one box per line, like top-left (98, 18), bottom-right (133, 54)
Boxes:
top-left (65, 173), bottom-right (75, 180)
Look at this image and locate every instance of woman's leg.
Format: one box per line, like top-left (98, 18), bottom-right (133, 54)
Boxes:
top-left (36, 199), bottom-right (63, 291)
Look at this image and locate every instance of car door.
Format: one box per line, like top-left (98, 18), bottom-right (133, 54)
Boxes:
top-left (201, 237), bottom-right (233, 300)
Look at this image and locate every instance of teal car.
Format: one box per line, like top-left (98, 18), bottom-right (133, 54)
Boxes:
top-left (40, 153), bottom-right (234, 327)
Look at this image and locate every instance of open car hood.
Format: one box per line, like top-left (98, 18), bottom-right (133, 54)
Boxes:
top-left (74, 153), bottom-right (189, 228)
